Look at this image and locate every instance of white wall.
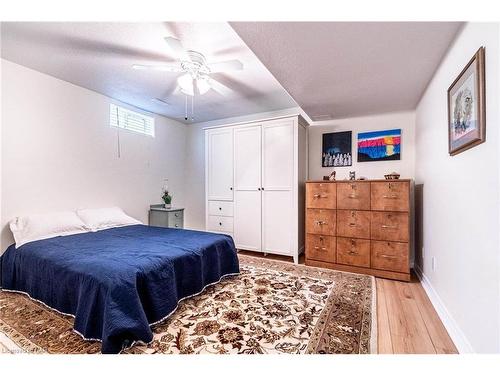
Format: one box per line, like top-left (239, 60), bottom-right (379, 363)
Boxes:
top-left (308, 111), bottom-right (416, 181)
top-left (1, 60), bottom-right (187, 251)
top-left (415, 23), bottom-right (500, 353)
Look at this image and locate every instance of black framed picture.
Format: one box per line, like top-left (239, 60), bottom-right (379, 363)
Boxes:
top-left (322, 131), bottom-right (352, 167)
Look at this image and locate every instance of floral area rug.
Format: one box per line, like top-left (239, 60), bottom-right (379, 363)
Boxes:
top-left (0, 254), bottom-right (376, 354)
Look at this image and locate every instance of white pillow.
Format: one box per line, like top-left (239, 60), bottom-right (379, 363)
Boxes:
top-left (76, 207), bottom-right (142, 231)
top-left (10, 211), bottom-right (90, 248)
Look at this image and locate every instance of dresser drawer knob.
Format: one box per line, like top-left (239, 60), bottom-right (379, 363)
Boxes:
top-left (348, 194), bottom-right (358, 199)
top-left (315, 220), bottom-right (328, 226)
top-left (381, 225), bottom-right (398, 229)
top-left (348, 222), bottom-right (357, 227)
top-left (382, 194), bottom-right (398, 199)
top-left (313, 194), bottom-right (328, 198)
top-left (348, 250), bottom-right (358, 256)
top-left (175, 213), bottom-right (179, 217)
top-left (380, 254), bottom-right (397, 259)
top-left (314, 246), bottom-right (327, 251)
top-left (175, 224), bottom-right (179, 228)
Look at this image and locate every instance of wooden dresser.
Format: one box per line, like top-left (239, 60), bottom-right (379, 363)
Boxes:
top-left (305, 180), bottom-right (412, 281)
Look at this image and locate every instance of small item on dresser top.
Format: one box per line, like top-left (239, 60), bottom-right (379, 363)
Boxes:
top-left (358, 176), bottom-right (367, 180)
top-left (161, 179), bottom-right (173, 209)
top-left (384, 172), bottom-right (401, 180)
top-left (349, 171), bottom-right (356, 180)
top-left (323, 176), bottom-right (330, 181)
top-left (329, 171), bottom-right (336, 181)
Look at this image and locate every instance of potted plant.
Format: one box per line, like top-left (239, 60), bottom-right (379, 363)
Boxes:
top-left (162, 190), bottom-right (172, 209)
top-left (161, 179), bottom-right (173, 209)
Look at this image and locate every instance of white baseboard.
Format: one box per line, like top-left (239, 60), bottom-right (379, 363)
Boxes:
top-left (414, 265), bottom-right (474, 353)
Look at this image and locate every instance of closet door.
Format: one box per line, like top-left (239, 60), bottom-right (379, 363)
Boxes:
top-left (233, 125), bottom-right (262, 251)
top-left (207, 128), bottom-right (233, 201)
top-left (261, 119), bottom-right (294, 255)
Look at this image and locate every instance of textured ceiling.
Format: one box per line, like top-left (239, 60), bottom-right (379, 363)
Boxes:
top-left (0, 22), bottom-right (297, 123)
top-left (230, 22), bottom-right (463, 120)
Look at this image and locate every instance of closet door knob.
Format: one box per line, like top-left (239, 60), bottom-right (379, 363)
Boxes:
top-left (258, 188), bottom-right (261, 191)
top-left (230, 187), bottom-right (233, 190)
top-left (261, 187), bottom-right (265, 190)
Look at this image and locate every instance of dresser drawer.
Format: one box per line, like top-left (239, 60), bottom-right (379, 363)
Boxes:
top-left (208, 200), bottom-right (234, 217)
top-left (306, 234), bottom-right (336, 263)
top-left (337, 182), bottom-right (370, 210)
top-left (336, 210), bottom-right (370, 239)
top-left (371, 181), bottom-right (409, 212)
top-left (168, 211), bottom-right (184, 228)
top-left (306, 209), bottom-right (336, 235)
top-left (336, 237), bottom-right (370, 268)
top-left (306, 183), bottom-right (336, 209)
top-left (371, 241), bottom-right (409, 273)
top-left (371, 212), bottom-right (409, 242)
top-left (207, 215), bottom-right (234, 233)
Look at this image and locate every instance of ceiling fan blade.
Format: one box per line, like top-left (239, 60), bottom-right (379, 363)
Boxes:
top-left (208, 59), bottom-right (244, 73)
top-left (207, 77), bottom-right (232, 96)
top-left (164, 37), bottom-right (190, 61)
top-left (132, 63), bottom-right (183, 72)
top-left (151, 98), bottom-right (171, 106)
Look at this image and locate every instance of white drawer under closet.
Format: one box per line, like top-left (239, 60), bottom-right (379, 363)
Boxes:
top-left (208, 201), bottom-right (234, 217)
top-left (207, 215), bottom-right (234, 233)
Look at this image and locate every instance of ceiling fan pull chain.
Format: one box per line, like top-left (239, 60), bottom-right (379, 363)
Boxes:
top-left (191, 94), bottom-right (194, 121)
top-left (116, 105), bottom-right (121, 158)
top-left (184, 95), bottom-right (188, 121)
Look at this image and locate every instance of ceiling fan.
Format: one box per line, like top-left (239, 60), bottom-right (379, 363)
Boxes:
top-left (132, 37), bottom-right (244, 97)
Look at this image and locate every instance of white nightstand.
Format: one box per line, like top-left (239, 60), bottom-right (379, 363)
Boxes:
top-left (149, 205), bottom-right (184, 229)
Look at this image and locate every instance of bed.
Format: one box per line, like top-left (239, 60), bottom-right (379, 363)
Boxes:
top-left (0, 224), bottom-right (239, 353)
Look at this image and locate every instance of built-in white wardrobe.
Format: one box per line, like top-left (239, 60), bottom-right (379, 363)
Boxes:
top-left (205, 115), bottom-right (308, 263)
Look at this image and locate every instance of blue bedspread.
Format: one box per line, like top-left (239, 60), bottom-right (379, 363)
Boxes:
top-left (0, 225), bottom-right (239, 353)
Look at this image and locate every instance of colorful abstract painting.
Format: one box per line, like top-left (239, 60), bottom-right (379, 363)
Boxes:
top-left (357, 129), bottom-right (401, 162)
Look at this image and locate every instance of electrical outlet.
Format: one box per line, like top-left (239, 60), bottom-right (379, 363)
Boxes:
top-left (431, 256), bottom-right (437, 271)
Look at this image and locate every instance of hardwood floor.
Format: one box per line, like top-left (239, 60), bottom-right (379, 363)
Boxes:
top-left (238, 250), bottom-right (458, 354)
top-left (377, 275), bottom-right (457, 353)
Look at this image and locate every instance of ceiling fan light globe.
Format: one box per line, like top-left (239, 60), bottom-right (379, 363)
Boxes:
top-left (177, 73), bottom-right (194, 96)
top-left (197, 78), bottom-right (211, 95)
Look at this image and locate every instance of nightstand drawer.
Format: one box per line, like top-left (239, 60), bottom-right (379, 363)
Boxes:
top-left (208, 215), bottom-right (234, 233)
top-left (149, 206), bottom-right (184, 229)
top-left (167, 211), bottom-right (183, 228)
top-left (208, 201), bottom-right (234, 217)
